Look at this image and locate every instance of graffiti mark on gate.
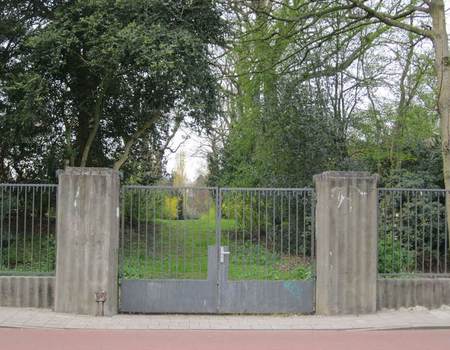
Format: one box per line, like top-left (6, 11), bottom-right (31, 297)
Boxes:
top-left (283, 282), bottom-right (301, 299)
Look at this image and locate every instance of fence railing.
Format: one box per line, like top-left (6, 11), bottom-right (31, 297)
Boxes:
top-left (120, 186), bottom-right (218, 280)
top-left (0, 184), bottom-right (57, 275)
top-left (378, 188), bottom-right (450, 277)
top-left (219, 188), bottom-right (315, 281)
top-left (120, 186), bottom-right (315, 281)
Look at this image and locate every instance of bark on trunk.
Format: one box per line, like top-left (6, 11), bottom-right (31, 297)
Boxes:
top-left (113, 109), bottom-right (162, 171)
top-left (430, 0), bottom-right (450, 249)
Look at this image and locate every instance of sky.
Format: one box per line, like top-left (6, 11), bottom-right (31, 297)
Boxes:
top-left (166, 128), bottom-right (208, 183)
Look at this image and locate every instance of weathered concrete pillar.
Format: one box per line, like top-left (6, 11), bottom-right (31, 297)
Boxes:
top-left (314, 171), bottom-right (379, 315)
top-left (55, 167), bottom-right (120, 316)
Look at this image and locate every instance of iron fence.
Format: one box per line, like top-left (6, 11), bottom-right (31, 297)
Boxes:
top-left (120, 186), bottom-right (316, 282)
top-left (378, 188), bottom-right (450, 277)
top-left (219, 188), bottom-right (315, 281)
top-left (0, 184), bottom-right (58, 275)
top-left (120, 186), bottom-right (218, 280)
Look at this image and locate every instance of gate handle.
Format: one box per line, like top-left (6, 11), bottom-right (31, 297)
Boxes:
top-left (220, 246), bottom-right (230, 263)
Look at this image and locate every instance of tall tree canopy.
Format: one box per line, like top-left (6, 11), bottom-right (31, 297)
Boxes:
top-left (205, 0), bottom-right (444, 189)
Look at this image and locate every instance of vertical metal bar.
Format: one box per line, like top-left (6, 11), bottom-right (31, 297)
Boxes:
top-left (215, 188), bottom-right (221, 246)
top-left (0, 187), bottom-right (3, 270)
top-left (31, 187), bottom-right (35, 271)
top-left (414, 191), bottom-right (418, 272)
top-left (242, 191), bottom-right (245, 280)
top-left (429, 191), bottom-right (433, 274)
top-left (176, 190), bottom-right (180, 279)
top-left (422, 191), bottom-right (426, 272)
top-left (121, 189), bottom-right (125, 277)
top-left (160, 190), bottom-right (164, 278)
top-left (15, 187), bottom-right (19, 271)
top-left (227, 190), bottom-right (231, 247)
top-left (234, 191), bottom-right (238, 278)
top-left (145, 189), bottom-right (149, 279)
top-left (46, 188), bottom-right (51, 271)
top-left (288, 192), bottom-right (291, 280)
top-left (7, 187), bottom-right (11, 271)
top-left (437, 192), bottom-right (441, 273)
top-left (445, 191), bottom-right (448, 274)
top-left (295, 192), bottom-right (299, 279)
top-left (129, 189), bottom-right (134, 277)
top-left (376, 189), bottom-right (379, 276)
top-left (391, 190), bottom-right (395, 273)
top-left (382, 191), bottom-right (387, 273)
top-left (183, 189), bottom-right (188, 277)
top-left (198, 190), bottom-right (202, 279)
top-left (280, 191), bottom-right (283, 276)
top-left (153, 190), bottom-right (156, 278)
top-left (137, 190), bottom-right (141, 278)
top-left (38, 187), bottom-right (43, 271)
top-left (265, 192), bottom-right (268, 279)
top-left (272, 191), bottom-right (276, 281)
top-left (168, 190), bottom-right (172, 278)
top-left (257, 191), bottom-right (261, 281)
top-left (54, 185), bottom-right (58, 273)
top-left (399, 190), bottom-right (403, 272)
top-left (191, 190), bottom-right (195, 278)
top-left (23, 188), bottom-right (27, 272)
top-left (303, 192), bottom-right (307, 276)
top-left (311, 190), bottom-right (316, 280)
top-left (407, 191), bottom-right (410, 273)
top-left (249, 191), bottom-right (253, 280)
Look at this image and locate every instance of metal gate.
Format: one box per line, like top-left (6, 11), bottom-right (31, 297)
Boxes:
top-left (120, 186), bottom-right (315, 314)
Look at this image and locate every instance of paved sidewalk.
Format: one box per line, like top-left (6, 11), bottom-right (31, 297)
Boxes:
top-left (0, 307), bottom-right (450, 331)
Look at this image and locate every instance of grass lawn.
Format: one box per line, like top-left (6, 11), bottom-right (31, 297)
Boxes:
top-left (120, 211), bottom-right (312, 281)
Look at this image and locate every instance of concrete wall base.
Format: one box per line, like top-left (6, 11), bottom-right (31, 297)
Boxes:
top-left (0, 276), bottom-right (55, 308)
top-left (377, 278), bottom-right (450, 310)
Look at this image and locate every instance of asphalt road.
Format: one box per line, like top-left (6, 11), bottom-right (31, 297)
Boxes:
top-left (1, 329), bottom-right (449, 350)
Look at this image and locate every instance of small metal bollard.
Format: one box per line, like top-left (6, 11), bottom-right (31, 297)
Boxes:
top-left (95, 291), bottom-right (107, 316)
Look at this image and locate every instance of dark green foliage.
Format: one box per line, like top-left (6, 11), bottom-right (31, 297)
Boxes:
top-left (378, 189), bottom-right (450, 274)
top-left (0, 0), bottom-right (225, 182)
top-left (209, 81), bottom-right (341, 188)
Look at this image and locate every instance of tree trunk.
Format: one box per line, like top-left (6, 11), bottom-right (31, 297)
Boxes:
top-left (113, 109), bottom-right (161, 171)
top-left (429, 0), bottom-right (450, 249)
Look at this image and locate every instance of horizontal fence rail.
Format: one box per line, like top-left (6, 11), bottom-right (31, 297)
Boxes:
top-left (220, 188), bottom-right (315, 281)
top-left (0, 184), bottom-right (57, 275)
top-left (120, 186), bottom-right (218, 280)
top-left (378, 188), bottom-right (450, 277)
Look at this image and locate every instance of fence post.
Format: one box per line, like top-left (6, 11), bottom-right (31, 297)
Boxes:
top-left (55, 167), bottom-right (121, 316)
top-left (313, 171), bottom-right (379, 315)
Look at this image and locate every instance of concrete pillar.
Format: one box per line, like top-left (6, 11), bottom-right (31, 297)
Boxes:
top-left (55, 167), bottom-right (120, 316)
top-left (313, 171), bottom-right (379, 315)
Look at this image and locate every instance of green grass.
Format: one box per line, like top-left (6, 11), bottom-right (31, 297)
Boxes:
top-left (1, 211), bottom-right (313, 281)
top-left (121, 211), bottom-right (312, 281)
top-left (0, 234), bottom-right (56, 275)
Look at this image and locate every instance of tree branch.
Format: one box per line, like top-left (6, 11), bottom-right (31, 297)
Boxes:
top-left (80, 77), bottom-right (111, 167)
top-left (113, 108), bottom-right (162, 171)
top-left (347, 0), bottom-right (433, 38)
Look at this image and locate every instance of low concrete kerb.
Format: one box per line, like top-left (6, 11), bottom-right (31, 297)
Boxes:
top-left (0, 307), bottom-right (449, 331)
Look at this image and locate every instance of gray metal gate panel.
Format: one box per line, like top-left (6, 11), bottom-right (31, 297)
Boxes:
top-left (119, 186), bottom-right (315, 314)
top-left (217, 247), bottom-right (314, 314)
top-left (121, 246), bottom-right (218, 313)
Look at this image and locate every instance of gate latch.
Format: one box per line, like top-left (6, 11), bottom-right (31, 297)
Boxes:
top-left (220, 246), bottom-right (230, 263)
